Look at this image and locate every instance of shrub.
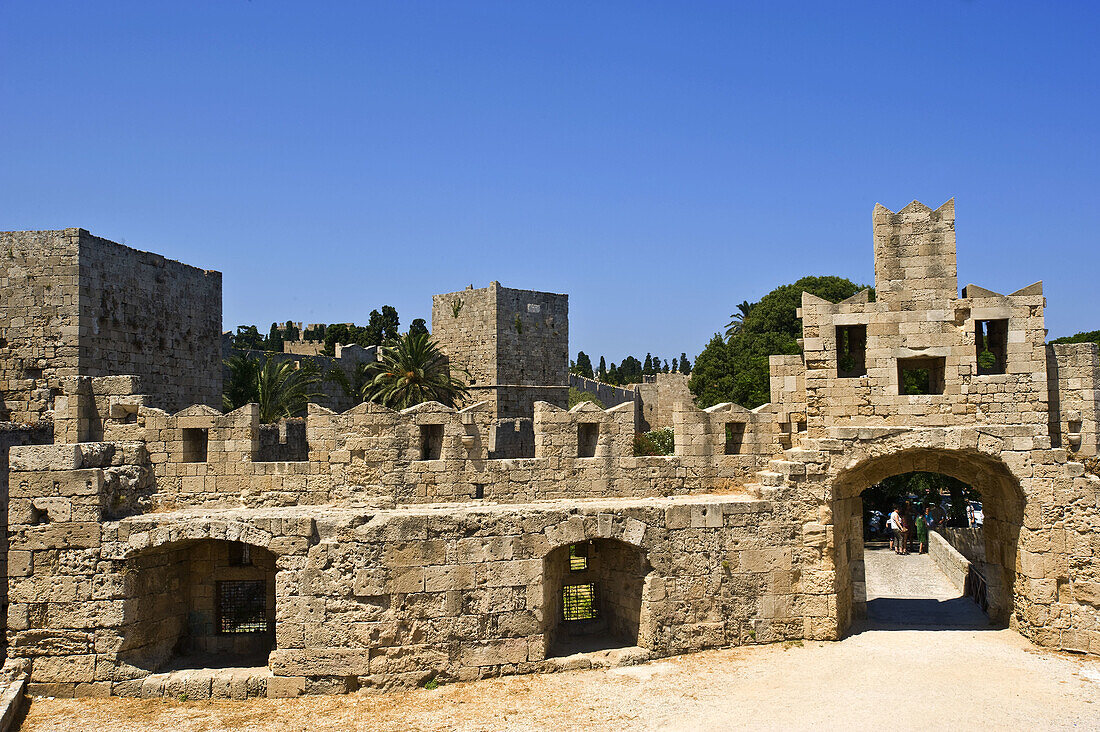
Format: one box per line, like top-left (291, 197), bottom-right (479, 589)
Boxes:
top-left (633, 428), bottom-right (674, 456)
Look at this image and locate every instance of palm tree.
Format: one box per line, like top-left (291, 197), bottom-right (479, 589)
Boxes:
top-left (223, 354), bottom-right (323, 423)
top-left (326, 361), bottom-right (375, 404)
top-left (725, 300), bottom-right (755, 339)
top-left (366, 332), bottom-right (469, 409)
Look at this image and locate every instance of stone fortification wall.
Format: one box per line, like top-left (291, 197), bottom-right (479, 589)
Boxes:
top-left (928, 530), bottom-right (970, 593)
top-left (568, 375), bottom-right (636, 409)
top-left (0, 229), bottom-right (221, 421)
top-left (0, 230), bottom-right (82, 422)
top-left (636, 373), bottom-right (693, 432)
top-left (791, 202), bottom-right (1051, 437)
top-left (1047, 342), bottom-right (1100, 456)
top-left (39, 376), bottom-right (783, 510)
top-left (76, 231), bottom-right (221, 414)
top-left (432, 282), bottom-right (569, 421)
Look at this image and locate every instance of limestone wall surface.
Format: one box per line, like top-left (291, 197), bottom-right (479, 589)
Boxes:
top-left (568, 375), bottom-right (636, 409)
top-left (0, 229), bottom-right (221, 421)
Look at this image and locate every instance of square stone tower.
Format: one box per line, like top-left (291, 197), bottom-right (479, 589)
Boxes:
top-left (0, 228), bottom-right (222, 421)
top-left (431, 282), bottom-right (568, 455)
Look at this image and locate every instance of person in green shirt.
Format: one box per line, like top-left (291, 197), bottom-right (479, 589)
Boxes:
top-left (915, 509), bottom-right (929, 554)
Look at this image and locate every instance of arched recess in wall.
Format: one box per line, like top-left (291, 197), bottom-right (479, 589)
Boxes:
top-left (830, 447), bottom-right (1025, 631)
top-left (118, 538), bottom-right (278, 672)
top-left (541, 539), bottom-right (654, 657)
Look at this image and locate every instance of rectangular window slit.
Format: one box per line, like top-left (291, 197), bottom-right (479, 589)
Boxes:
top-left (836, 324), bottom-right (867, 377)
top-left (577, 423), bottom-right (599, 457)
top-left (182, 428), bottom-right (209, 463)
top-left (419, 424), bottom-right (443, 460)
top-left (216, 580), bottom-right (267, 634)
top-left (975, 319), bottom-right (1008, 375)
top-left (562, 582), bottom-right (598, 621)
top-left (569, 542), bottom-right (589, 572)
top-left (897, 357), bottom-right (946, 395)
top-left (724, 422), bottom-right (745, 455)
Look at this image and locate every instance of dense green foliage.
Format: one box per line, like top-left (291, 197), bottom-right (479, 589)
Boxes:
top-left (633, 428), bottom-right (675, 456)
top-left (223, 354), bottom-right (324, 423)
top-left (570, 351), bottom-right (594, 379)
top-left (690, 276), bottom-right (870, 408)
top-left (1050, 330), bottom-right (1100, 348)
top-left (862, 471), bottom-right (979, 526)
top-left (587, 350), bottom-right (687, 386)
top-left (365, 332), bottom-right (470, 409)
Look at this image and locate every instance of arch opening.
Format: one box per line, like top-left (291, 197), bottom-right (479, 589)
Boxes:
top-left (120, 539), bottom-right (277, 672)
top-left (831, 448), bottom-right (1024, 633)
top-left (542, 539), bottom-right (650, 657)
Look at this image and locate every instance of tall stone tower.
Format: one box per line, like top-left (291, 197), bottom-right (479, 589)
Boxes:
top-left (431, 282), bottom-right (569, 456)
top-left (872, 199), bottom-right (957, 307)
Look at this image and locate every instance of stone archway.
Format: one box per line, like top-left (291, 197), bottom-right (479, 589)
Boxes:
top-left (542, 539), bottom-right (651, 657)
top-left (119, 538), bottom-right (278, 672)
top-left (829, 447), bottom-right (1025, 631)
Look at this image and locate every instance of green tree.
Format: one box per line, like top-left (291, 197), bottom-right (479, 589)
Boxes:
top-left (409, 318), bottom-right (429, 337)
top-left (1050, 329), bottom-right (1100, 348)
top-left (326, 362), bottom-right (375, 404)
top-left (643, 354), bottom-right (654, 375)
top-left (365, 332), bottom-right (470, 409)
top-left (572, 351), bottom-right (594, 379)
top-left (267, 323), bottom-right (285, 353)
top-left (679, 352), bottom-right (691, 374)
top-left (598, 356), bottom-right (607, 380)
top-left (223, 354), bottom-right (323, 423)
top-left (671, 357), bottom-right (679, 373)
top-left (230, 325), bottom-right (265, 352)
top-left (690, 276), bottom-right (867, 408)
top-left (725, 300), bottom-right (755, 339)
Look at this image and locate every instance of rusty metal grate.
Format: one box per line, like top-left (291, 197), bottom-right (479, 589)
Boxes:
top-left (562, 583), bottom-right (598, 621)
top-left (216, 580), bottom-right (267, 634)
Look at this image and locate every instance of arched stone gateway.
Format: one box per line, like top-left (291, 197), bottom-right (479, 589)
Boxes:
top-left (830, 445), bottom-right (1024, 627)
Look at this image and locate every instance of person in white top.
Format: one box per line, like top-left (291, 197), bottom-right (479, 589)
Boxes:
top-left (888, 507), bottom-right (903, 554)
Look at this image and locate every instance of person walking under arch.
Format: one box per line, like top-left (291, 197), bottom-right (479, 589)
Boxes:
top-left (888, 506), bottom-right (903, 554)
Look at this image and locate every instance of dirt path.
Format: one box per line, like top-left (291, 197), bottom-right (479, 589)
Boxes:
top-left (20, 627), bottom-right (1100, 731)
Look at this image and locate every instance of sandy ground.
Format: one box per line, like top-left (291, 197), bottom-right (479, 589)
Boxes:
top-left (19, 550), bottom-right (1100, 731)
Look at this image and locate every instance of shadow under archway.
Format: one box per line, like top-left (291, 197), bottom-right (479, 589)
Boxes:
top-left (542, 539), bottom-right (651, 658)
top-left (831, 448), bottom-right (1025, 635)
top-left (119, 538), bottom-right (277, 673)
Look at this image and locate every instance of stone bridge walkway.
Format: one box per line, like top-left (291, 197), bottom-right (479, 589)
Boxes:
top-left (863, 546), bottom-right (991, 629)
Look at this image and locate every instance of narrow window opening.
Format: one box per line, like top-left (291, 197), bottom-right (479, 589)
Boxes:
top-left (227, 541), bottom-right (252, 567)
top-left (419, 424), bottom-right (444, 460)
top-left (569, 542), bottom-right (589, 572)
top-left (472, 483), bottom-right (485, 500)
top-left (836, 325), bottom-right (868, 377)
top-left (216, 580), bottom-right (267, 634)
top-left (975, 319), bottom-right (1008, 375)
top-left (182, 428), bottom-right (209, 463)
top-left (577, 423), bottom-right (599, 457)
top-left (724, 422), bottom-right (746, 455)
top-left (23, 367), bottom-right (43, 380)
top-left (562, 583), bottom-right (599, 621)
top-left (897, 357), bottom-right (946, 395)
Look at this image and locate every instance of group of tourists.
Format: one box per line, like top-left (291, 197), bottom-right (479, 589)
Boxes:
top-left (869, 502), bottom-right (949, 555)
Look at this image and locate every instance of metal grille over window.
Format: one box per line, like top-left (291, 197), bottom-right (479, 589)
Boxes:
top-left (569, 542), bottom-right (588, 572)
top-left (562, 582), bottom-right (598, 621)
top-left (216, 580), bottom-right (267, 634)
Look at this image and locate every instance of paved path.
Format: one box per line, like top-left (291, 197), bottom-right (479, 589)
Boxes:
top-left (863, 546), bottom-right (991, 629)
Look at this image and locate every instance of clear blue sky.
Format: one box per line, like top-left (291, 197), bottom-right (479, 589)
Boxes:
top-left (3, 1), bottom-right (1098, 365)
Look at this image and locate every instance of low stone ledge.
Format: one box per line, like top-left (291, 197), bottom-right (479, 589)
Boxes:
top-left (929, 530), bottom-right (970, 593)
top-left (0, 677), bottom-right (26, 732)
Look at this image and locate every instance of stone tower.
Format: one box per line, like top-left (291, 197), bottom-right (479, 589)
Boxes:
top-left (431, 282), bottom-right (568, 456)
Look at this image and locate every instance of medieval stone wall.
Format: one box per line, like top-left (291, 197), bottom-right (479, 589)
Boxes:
top-left (1047, 342), bottom-right (1100, 456)
top-left (0, 230), bottom-right (82, 423)
top-left (0, 229), bottom-right (221, 421)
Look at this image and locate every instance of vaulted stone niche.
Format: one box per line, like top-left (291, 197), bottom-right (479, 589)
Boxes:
top-left (542, 539), bottom-right (650, 657)
top-left (120, 539), bottom-right (277, 671)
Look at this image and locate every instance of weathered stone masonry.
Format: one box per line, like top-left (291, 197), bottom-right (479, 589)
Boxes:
top-left (1, 201), bottom-right (1099, 701)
